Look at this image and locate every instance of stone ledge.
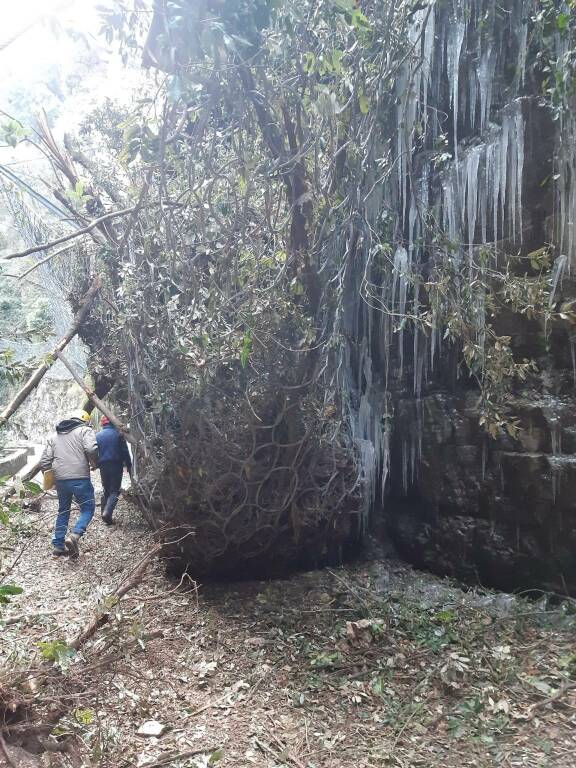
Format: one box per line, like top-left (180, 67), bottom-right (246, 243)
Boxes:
top-left (0, 448), bottom-right (29, 479)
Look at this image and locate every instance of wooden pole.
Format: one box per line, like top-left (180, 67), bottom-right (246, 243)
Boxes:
top-left (21, 460), bottom-right (42, 482)
top-left (0, 278), bottom-right (101, 428)
top-left (54, 350), bottom-right (136, 446)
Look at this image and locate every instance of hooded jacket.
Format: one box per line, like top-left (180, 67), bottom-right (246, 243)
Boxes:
top-left (40, 418), bottom-right (99, 481)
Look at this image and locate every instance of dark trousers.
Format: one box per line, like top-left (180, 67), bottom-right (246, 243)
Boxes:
top-left (99, 461), bottom-right (123, 518)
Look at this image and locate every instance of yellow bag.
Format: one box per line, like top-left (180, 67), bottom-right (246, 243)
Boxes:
top-left (43, 470), bottom-right (55, 492)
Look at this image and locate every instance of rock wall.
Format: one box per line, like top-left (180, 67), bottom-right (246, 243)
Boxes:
top-left (343, 0), bottom-right (576, 593)
top-left (388, 388), bottom-right (576, 594)
top-left (5, 377), bottom-right (86, 445)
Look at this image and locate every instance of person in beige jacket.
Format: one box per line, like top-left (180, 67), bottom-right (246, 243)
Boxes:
top-left (40, 411), bottom-right (99, 558)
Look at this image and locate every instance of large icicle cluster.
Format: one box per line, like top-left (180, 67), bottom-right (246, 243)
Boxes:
top-left (345, 0), bottom-right (575, 518)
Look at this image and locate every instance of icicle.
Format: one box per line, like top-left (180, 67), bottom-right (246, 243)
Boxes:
top-left (413, 286), bottom-right (424, 397)
top-left (556, 67), bottom-right (576, 267)
top-left (447, 20), bottom-right (465, 165)
top-left (465, 146), bottom-right (481, 266)
top-left (487, 141), bottom-right (499, 251)
top-left (517, 20), bottom-right (528, 87)
top-left (469, 68), bottom-right (477, 130)
top-left (477, 49), bottom-right (496, 134)
top-left (479, 149), bottom-right (488, 244)
top-left (396, 68), bottom-right (409, 226)
top-left (508, 114), bottom-right (519, 242)
top-left (401, 436), bottom-right (409, 495)
top-left (441, 169), bottom-right (459, 259)
top-left (393, 247), bottom-right (409, 377)
top-left (421, 6), bottom-right (436, 132)
top-left (551, 420), bottom-right (561, 456)
top-left (499, 114), bottom-right (510, 237)
top-left (408, 192), bottom-right (419, 263)
top-left (416, 398), bottom-right (423, 469)
top-left (549, 254), bottom-right (568, 308)
top-left (430, 312), bottom-right (436, 369)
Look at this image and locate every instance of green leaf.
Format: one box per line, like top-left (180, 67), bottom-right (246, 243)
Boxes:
top-left (0, 584), bottom-right (23, 605)
top-left (0, 584), bottom-right (23, 596)
top-left (358, 90), bottom-right (370, 114)
top-left (240, 332), bottom-right (252, 369)
top-left (331, 49), bottom-right (344, 74)
top-left (24, 481), bottom-right (42, 496)
top-left (350, 8), bottom-right (371, 31)
top-left (303, 52), bottom-right (315, 74)
top-left (556, 12), bottom-right (569, 31)
top-left (36, 640), bottom-right (76, 671)
top-left (74, 707), bottom-right (94, 725)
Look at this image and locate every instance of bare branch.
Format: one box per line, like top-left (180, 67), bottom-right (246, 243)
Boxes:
top-left (4, 207), bottom-right (137, 260)
top-left (0, 278), bottom-right (101, 428)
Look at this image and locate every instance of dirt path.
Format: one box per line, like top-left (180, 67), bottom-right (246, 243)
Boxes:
top-left (1, 493), bottom-right (575, 767)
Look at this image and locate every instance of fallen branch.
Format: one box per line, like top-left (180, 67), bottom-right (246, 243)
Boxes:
top-left (16, 242), bottom-right (80, 279)
top-left (22, 460), bottom-right (42, 482)
top-left (142, 747), bottom-right (220, 768)
top-left (2, 610), bottom-right (60, 627)
top-left (256, 736), bottom-right (306, 768)
top-left (54, 349), bottom-right (136, 446)
top-left (0, 278), bottom-right (101, 428)
top-left (266, 717), bottom-right (307, 768)
top-left (526, 679), bottom-right (576, 720)
top-left (70, 544), bottom-right (162, 650)
top-left (4, 208), bottom-right (136, 260)
top-left (186, 684), bottom-right (241, 718)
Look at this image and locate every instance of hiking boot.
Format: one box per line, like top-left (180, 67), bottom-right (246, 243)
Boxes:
top-left (65, 533), bottom-right (80, 559)
top-left (52, 546), bottom-right (67, 558)
top-left (101, 512), bottom-right (114, 526)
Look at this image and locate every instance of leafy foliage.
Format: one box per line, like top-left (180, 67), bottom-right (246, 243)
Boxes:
top-left (37, 639), bottom-right (76, 671)
top-left (12, 0), bottom-right (574, 568)
top-left (0, 583), bottom-right (23, 605)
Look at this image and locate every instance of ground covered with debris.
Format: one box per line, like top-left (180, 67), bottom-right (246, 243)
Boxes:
top-left (1, 491), bottom-right (576, 768)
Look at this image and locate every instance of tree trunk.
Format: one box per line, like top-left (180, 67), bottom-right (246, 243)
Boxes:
top-left (54, 350), bottom-right (135, 446)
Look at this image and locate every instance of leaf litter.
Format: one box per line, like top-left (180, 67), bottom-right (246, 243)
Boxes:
top-left (0, 491), bottom-right (575, 767)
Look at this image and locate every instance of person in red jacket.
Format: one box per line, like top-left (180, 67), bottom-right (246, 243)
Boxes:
top-left (96, 416), bottom-right (132, 525)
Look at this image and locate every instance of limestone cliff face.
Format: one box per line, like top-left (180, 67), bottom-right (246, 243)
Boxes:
top-left (388, 388), bottom-right (576, 594)
top-left (343, 1), bottom-right (576, 593)
top-left (6, 378), bottom-right (86, 444)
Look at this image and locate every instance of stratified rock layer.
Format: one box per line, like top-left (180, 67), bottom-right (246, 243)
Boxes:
top-left (387, 391), bottom-right (576, 593)
top-left (366, 1), bottom-right (576, 594)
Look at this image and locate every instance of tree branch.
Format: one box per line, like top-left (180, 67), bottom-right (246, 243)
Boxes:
top-left (3, 208), bottom-right (137, 260)
top-left (70, 544), bottom-right (162, 650)
top-left (0, 278), bottom-right (101, 428)
top-left (54, 350), bottom-right (136, 446)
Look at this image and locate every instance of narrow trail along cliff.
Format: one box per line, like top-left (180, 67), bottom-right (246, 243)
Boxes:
top-left (1, 494), bottom-right (575, 768)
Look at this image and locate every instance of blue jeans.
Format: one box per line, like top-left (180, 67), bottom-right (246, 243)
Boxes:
top-left (52, 478), bottom-right (95, 549)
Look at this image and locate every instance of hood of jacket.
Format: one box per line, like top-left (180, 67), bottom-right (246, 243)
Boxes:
top-left (55, 418), bottom-right (85, 434)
